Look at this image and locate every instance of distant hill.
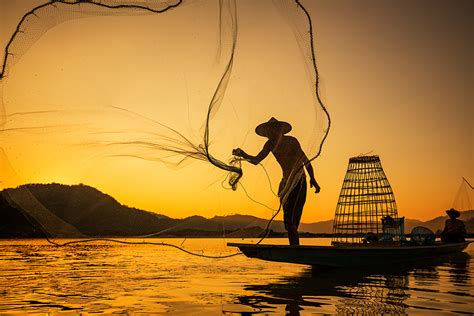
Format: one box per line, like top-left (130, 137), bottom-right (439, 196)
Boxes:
top-left (0, 193), bottom-right (44, 237)
top-left (1, 183), bottom-right (473, 238)
top-left (408, 211), bottom-right (474, 233)
top-left (1, 183), bottom-right (176, 237)
top-left (299, 212), bottom-right (474, 235)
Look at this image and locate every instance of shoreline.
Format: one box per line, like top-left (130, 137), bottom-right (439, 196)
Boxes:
top-left (2, 234), bottom-right (473, 240)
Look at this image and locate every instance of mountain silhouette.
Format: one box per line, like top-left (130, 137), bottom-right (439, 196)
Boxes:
top-left (1, 183), bottom-right (473, 238)
top-left (0, 193), bottom-right (44, 237)
top-left (1, 183), bottom-right (176, 237)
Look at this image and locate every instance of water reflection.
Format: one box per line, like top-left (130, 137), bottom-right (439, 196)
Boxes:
top-left (236, 252), bottom-right (471, 315)
top-left (1, 240), bottom-right (471, 314)
top-left (445, 252), bottom-right (471, 286)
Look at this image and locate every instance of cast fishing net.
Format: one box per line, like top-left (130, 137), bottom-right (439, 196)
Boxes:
top-left (453, 178), bottom-right (473, 212)
top-left (0, 0), bottom-right (330, 254)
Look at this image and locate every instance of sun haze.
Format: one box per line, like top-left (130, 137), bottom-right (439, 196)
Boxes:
top-left (0, 0), bottom-right (472, 222)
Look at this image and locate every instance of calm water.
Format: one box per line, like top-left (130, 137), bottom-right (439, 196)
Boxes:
top-left (0, 238), bottom-right (472, 315)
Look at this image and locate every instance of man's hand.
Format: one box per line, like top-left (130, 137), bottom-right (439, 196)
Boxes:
top-left (232, 148), bottom-right (245, 157)
top-left (310, 178), bottom-right (320, 193)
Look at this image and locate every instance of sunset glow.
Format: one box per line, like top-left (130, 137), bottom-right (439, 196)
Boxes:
top-left (1, 0), bottom-right (472, 222)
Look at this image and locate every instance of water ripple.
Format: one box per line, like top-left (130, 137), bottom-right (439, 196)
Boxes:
top-left (0, 238), bottom-right (472, 314)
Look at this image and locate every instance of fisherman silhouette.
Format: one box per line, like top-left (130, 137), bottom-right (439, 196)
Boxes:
top-left (441, 208), bottom-right (466, 242)
top-left (233, 117), bottom-right (320, 245)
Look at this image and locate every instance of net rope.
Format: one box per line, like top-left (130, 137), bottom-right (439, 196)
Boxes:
top-left (1, 0), bottom-right (330, 258)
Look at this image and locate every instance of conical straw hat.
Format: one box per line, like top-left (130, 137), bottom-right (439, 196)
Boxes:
top-left (255, 117), bottom-right (292, 137)
top-left (446, 208), bottom-right (461, 218)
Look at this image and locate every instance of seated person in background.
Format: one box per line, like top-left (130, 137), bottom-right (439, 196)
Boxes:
top-left (441, 208), bottom-right (466, 242)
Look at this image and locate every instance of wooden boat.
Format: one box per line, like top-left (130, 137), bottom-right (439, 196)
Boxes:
top-left (230, 158), bottom-right (472, 268)
top-left (227, 241), bottom-right (471, 268)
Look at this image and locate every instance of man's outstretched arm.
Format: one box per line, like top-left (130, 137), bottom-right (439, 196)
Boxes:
top-left (304, 157), bottom-right (320, 193)
top-left (233, 141), bottom-right (272, 165)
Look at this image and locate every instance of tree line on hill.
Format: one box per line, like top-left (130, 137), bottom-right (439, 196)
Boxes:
top-left (1, 183), bottom-right (473, 238)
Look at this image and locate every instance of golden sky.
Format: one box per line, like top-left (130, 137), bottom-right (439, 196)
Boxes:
top-left (1, 0), bottom-right (472, 222)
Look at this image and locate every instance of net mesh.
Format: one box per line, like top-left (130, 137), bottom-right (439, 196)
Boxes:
top-left (453, 178), bottom-right (473, 212)
top-left (0, 0), bottom-right (330, 252)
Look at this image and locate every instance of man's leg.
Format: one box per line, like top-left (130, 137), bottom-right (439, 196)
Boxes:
top-left (283, 178), bottom-right (306, 246)
top-left (288, 224), bottom-right (299, 245)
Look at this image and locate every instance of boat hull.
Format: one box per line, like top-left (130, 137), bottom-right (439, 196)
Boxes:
top-left (227, 242), bottom-right (470, 268)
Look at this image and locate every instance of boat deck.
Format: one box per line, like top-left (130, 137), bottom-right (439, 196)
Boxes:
top-left (228, 241), bottom-right (471, 267)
